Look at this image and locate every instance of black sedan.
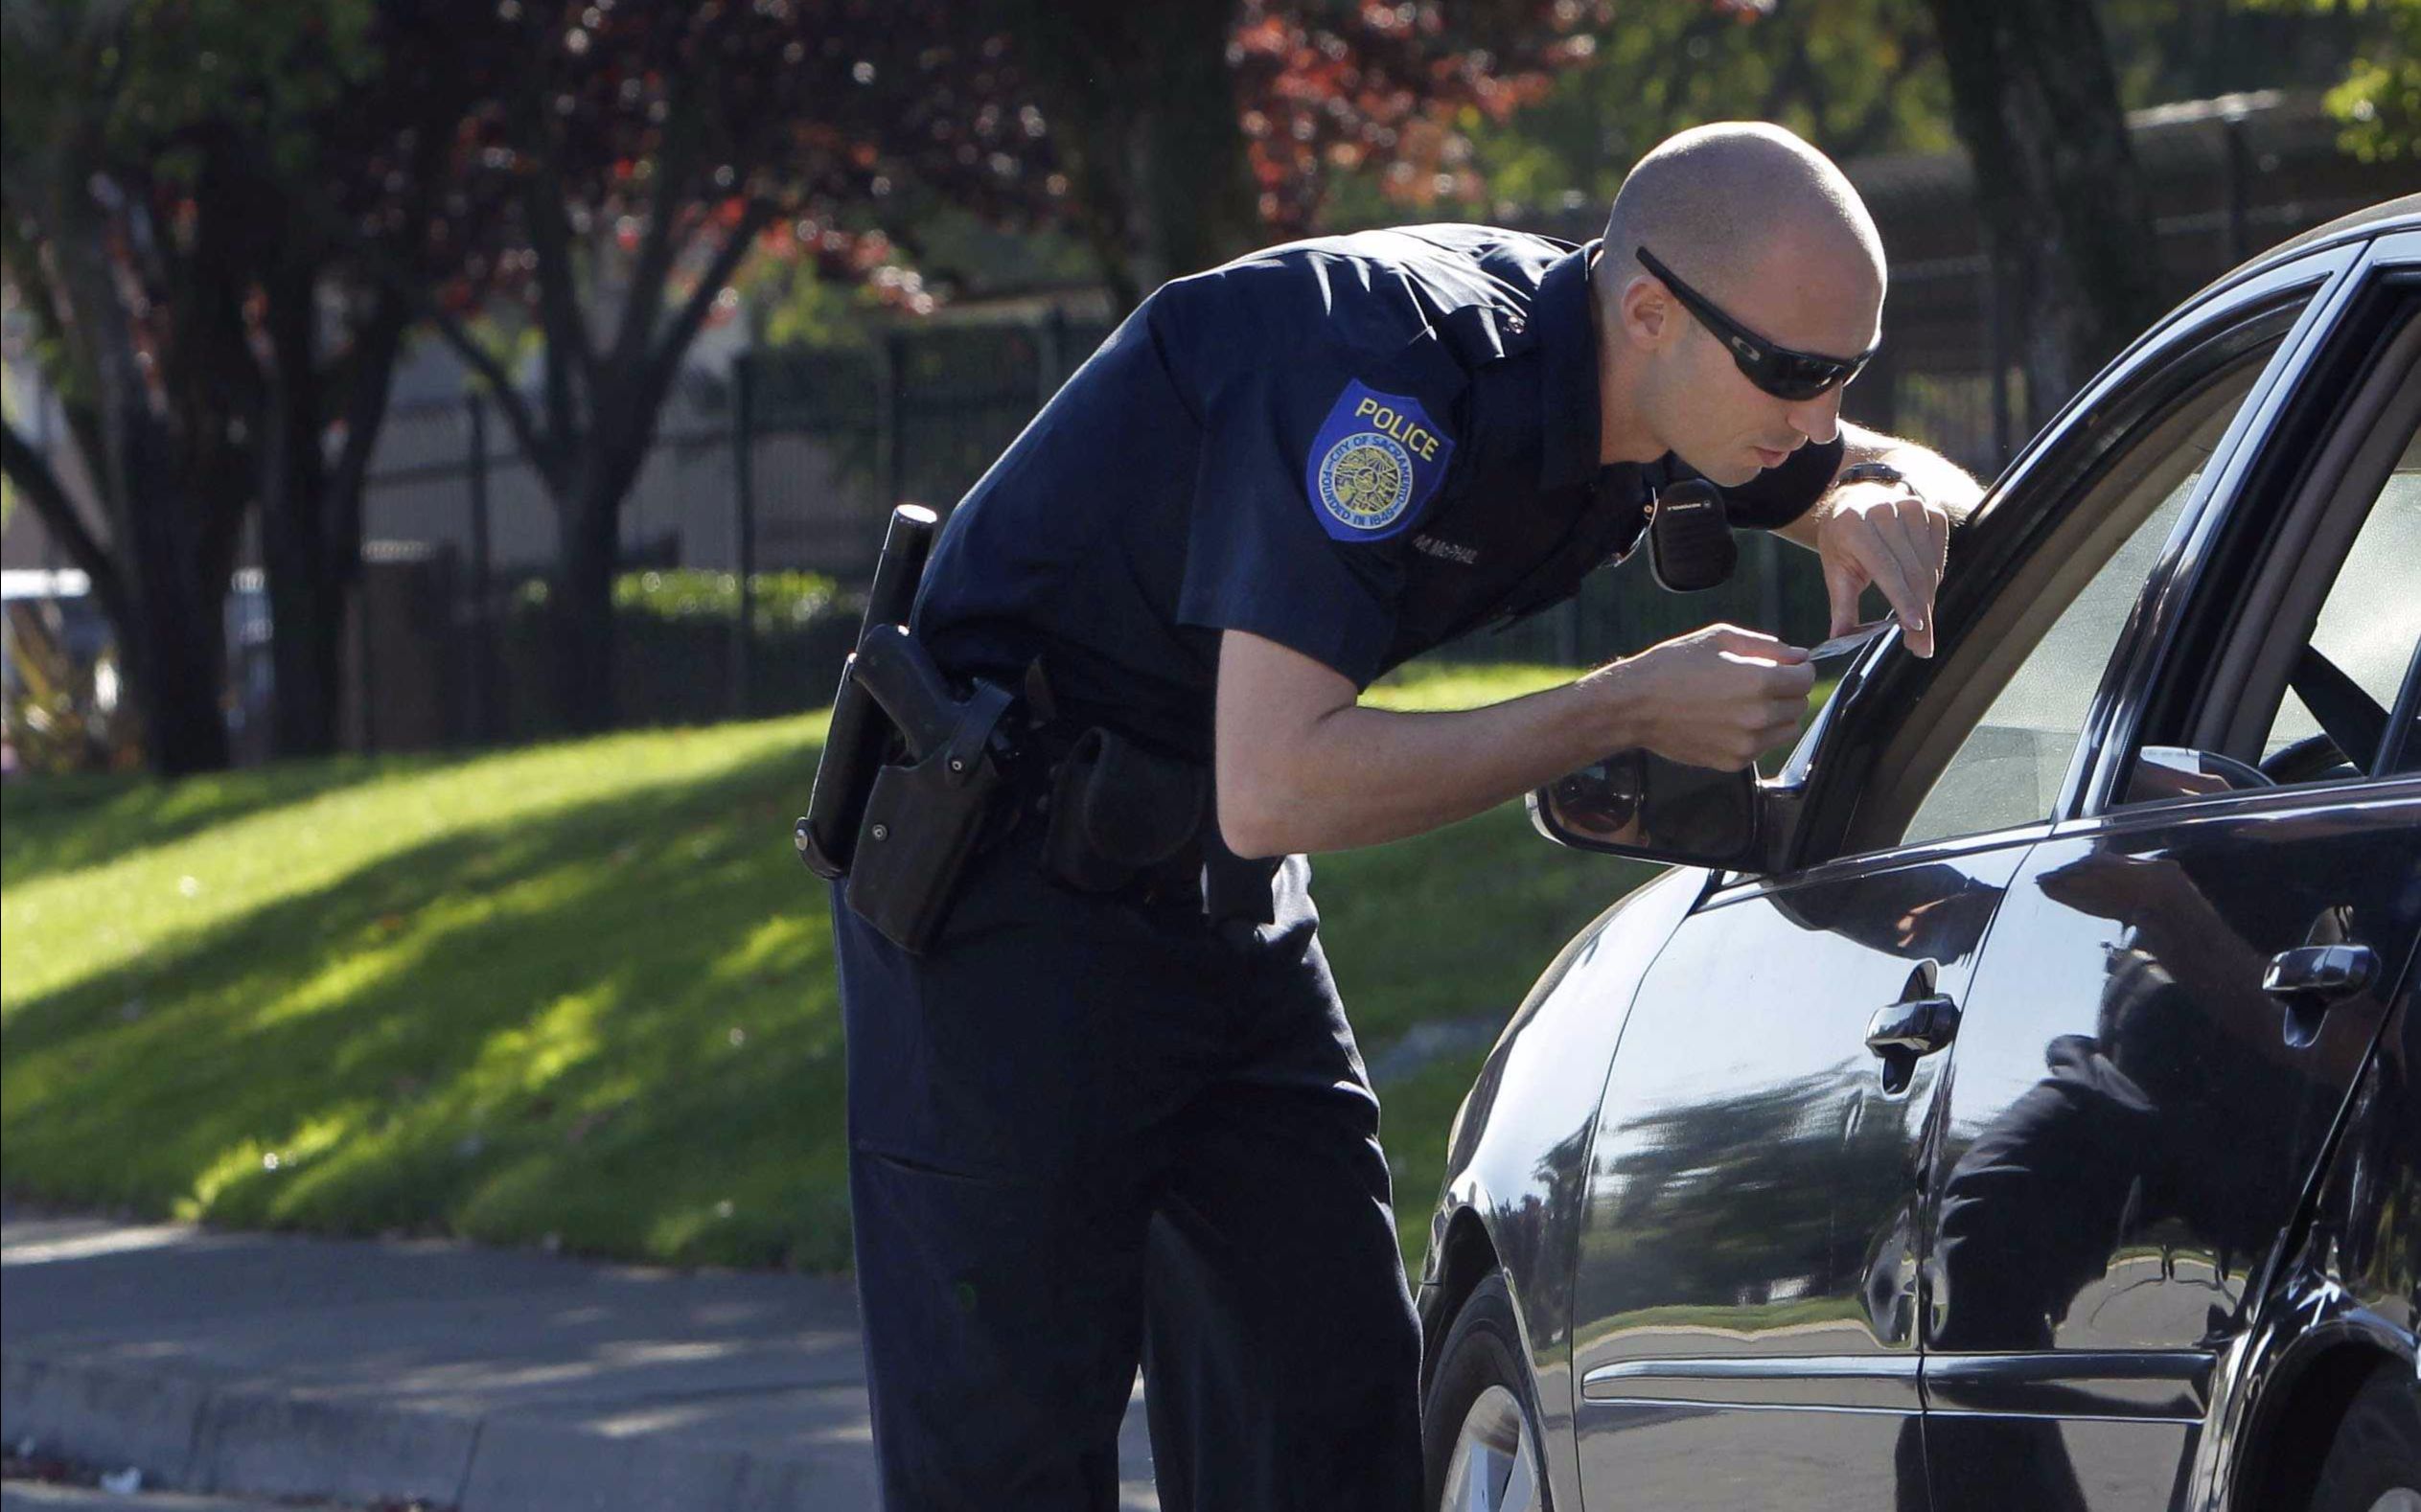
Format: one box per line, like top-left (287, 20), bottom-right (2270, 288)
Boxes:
top-left (1417, 195), bottom-right (2421, 1512)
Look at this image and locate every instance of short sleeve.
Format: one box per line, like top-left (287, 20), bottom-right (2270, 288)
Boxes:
top-left (1159, 295), bottom-right (1463, 688)
top-left (1722, 433), bottom-right (1845, 529)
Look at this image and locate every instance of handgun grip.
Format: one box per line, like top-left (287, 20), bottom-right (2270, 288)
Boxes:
top-left (854, 624), bottom-right (962, 761)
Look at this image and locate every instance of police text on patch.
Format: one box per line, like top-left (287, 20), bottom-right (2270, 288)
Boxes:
top-left (1351, 397), bottom-right (1443, 463)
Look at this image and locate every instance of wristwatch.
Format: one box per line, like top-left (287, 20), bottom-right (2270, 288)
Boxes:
top-left (1833, 460), bottom-right (1924, 499)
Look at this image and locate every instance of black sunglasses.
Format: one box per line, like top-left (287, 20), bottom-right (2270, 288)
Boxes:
top-left (1635, 245), bottom-right (1875, 401)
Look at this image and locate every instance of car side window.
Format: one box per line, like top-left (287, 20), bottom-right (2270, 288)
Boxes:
top-left (2253, 421), bottom-right (2420, 768)
top-left (2114, 288), bottom-right (2421, 801)
top-left (1894, 341), bottom-right (2284, 849)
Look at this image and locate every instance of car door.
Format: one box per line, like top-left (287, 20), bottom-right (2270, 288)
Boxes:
top-left (1561, 241), bottom-right (2356, 1512)
top-left (1914, 233), bottom-right (2421, 1512)
top-left (1563, 848), bottom-right (2015, 1512)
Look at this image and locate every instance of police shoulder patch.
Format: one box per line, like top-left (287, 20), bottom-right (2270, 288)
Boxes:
top-left (1304, 379), bottom-right (1455, 542)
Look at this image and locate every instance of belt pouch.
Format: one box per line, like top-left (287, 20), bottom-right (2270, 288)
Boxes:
top-left (845, 743), bottom-right (1003, 956)
top-left (1199, 822), bottom-right (1280, 928)
top-left (1039, 727), bottom-right (1207, 893)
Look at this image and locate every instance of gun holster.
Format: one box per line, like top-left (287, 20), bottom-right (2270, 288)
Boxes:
top-left (838, 625), bottom-right (1019, 956)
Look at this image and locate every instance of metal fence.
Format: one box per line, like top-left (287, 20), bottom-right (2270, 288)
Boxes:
top-left (339, 311), bottom-right (1122, 748)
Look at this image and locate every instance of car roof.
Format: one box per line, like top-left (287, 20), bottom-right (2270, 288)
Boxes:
top-left (2190, 193), bottom-right (2420, 305)
top-left (2110, 195), bottom-right (2420, 388)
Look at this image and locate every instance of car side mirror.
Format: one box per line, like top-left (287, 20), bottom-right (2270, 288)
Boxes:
top-left (1528, 750), bottom-right (1767, 872)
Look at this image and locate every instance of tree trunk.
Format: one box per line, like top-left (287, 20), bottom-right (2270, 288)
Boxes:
top-left (1925, 0), bottom-right (2164, 429)
top-left (552, 472), bottom-right (621, 735)
top-left (45, 176), bottom-right (234, 776)
top-left (1131, 0), bottom-right (1258, 293)
top-left (252, 265), bottom-right (409, 759)
top-left (545, 358), bottom-right (694, 733)
top-left (114, 399), bottom-right (234, 776)
top-left (260, 272), bottom-right (342, 758)
top-left (1016, 0), bottom-right (1258, 312)
top-left (127, 589), bottom-right (233, 776)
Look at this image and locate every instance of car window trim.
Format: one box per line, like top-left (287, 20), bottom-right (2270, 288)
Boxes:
top-left (2045, 771), bottom-right (2421, 846)
top-left (2366, 233), bottom-right (2421, 778)
top-left (2067, 241), bottom-right (2370, 821)
top-left (2376, 623), bottom-right (2421, 775)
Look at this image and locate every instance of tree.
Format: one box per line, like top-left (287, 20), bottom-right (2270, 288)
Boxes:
top-left (397, 1), bottom-right (1622, 734)
top-left (1217, 0), bottom-right (2157, 424)
top-left (2236, 0), bottom-right (2421, 164)
top-left (986, 0), bottom-right (1259, 312)
top-left (1418, 1), bottom-right (2389, 427)
top-left (248, 4), bottom-right (493, 758)
top-left (1227, 0), bottom-right (1616, 235)
top-left (1, 1), bottom-right (265, 774)
top-left (0, 1), bottom-right (486, 769)
top-left (999, 0), bottom-right (1614, 309)
top-left (1424, 0), bottom-right (1958, 222)
top-left (1923, 0), bottom-right (2165, 430)
top-left (383, 2), bottom-right (1072, 734)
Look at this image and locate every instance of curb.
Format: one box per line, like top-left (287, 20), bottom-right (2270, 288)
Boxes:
top-left (1, 1353), bottom-right (871, 1512)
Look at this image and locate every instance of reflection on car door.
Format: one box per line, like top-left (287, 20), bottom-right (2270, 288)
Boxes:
top-left (1917, 248), bottom-right (2421, 1512)
top-left (1566, 846), bottom-right (2022, 1512)
top-left (1922, 793), bottom-right (2420, 1510)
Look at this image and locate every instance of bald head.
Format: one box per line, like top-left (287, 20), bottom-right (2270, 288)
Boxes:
top-left (1587, 124), bottom-right (1886, 477)
top-left (1601, 122), bottom-right (1883, 315)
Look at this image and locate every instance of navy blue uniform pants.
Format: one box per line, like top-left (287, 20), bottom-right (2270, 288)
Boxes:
top-left (831, 824), bottom-right (1424, 1510)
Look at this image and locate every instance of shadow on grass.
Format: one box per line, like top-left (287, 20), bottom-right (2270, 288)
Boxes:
top-left (1, 752), bottom-right (481, 886)
top-left (1, 738), bottom-right (860, 1273)
top-left (3, 711), bottom-right (1661, 1282)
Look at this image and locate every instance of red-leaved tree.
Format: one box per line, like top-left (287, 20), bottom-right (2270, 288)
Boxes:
top-left (392, 1), bottom-right (1617, 734)
top-left (389, 2), bottom-right (1072, 734)
top-left (1001, 0), bottom-right (1615, 309)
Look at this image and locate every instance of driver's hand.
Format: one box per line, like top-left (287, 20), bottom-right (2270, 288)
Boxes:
top-left (1817, 481), bottom-right (1953, 657)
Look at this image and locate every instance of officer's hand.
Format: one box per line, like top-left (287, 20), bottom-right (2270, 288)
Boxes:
top-left (1599, 624), bottom-right (1816, 772)
top-left (1816, 482), bottom-right (1952, 658)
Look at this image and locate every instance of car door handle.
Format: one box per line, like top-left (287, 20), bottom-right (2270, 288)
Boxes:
top-left (1865, 996), bottom-right (1962, 1057)
top-left (2262, 944), bottom-right (2376, 1001)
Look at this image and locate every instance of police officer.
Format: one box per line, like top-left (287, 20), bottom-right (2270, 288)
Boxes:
top-left (830, 121), bottom-right (1980, 1509)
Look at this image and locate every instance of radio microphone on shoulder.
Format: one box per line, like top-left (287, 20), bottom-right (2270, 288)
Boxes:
top-left (1648, 477), bottom-right (1737, 592)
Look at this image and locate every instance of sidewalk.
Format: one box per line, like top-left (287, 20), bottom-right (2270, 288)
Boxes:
top-left (2, 1484), bottom-right (318, 1511)
top-left (1, 1202), bottom-right (1160, 1511)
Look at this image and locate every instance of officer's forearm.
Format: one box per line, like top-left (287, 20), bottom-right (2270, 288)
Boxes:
top-left (1216, 636), bottom-right (1642, 858)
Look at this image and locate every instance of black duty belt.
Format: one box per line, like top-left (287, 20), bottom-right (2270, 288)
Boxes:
top-left (799, 561), bottom-right (1277, 951)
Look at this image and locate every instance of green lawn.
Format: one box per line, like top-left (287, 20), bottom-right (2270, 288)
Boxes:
top-left (1, 662), bottom-right (1657, 1273)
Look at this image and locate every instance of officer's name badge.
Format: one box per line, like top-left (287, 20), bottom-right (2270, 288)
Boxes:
top-left (1305, 380), bottom-right (1454, 541)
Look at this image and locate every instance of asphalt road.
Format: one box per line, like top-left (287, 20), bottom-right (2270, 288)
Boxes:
top-left (1, 1201), bottom-right (1160, 1511)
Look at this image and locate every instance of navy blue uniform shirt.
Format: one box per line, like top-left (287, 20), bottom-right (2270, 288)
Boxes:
top-left (914, 225), bottom-right (1840, 760)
